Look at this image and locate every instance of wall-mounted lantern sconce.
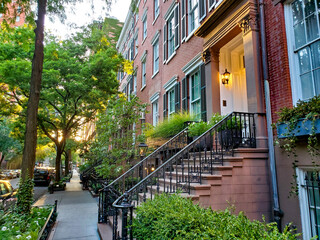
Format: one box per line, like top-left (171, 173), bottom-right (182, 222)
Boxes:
top-left (222, 69), bottom-right (230, 85)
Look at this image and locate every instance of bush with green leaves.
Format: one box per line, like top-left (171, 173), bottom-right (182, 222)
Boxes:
top-left (0, 206), bottom-right (53, 240)
top-left (16, 175), bottom-right (34, 214)
top-left (132, 194), bottom-right (299, 240)
top-left (146, 112), bottom-right (195, 139)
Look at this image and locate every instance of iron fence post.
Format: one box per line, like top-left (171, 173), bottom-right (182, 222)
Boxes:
top-left (121, 192), bottom-right (132, 240)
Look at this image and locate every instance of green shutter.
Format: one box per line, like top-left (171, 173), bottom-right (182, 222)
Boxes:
top-left (175, 82), bottom-right (181, 112)
top-left (181, 77), bottom-right (187, 111)
top-left (163, 93), bottom-right (167, 119)
top-left (200, 64), bottom-right (207, 122)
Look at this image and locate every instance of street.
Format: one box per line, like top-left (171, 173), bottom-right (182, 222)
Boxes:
top-left (9, 178), bottom-right (49, 203)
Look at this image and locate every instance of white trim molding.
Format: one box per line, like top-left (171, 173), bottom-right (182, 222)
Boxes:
top-left (182, 52), bottom-right (203, 75)
top-left (140, 50), bottom-right (148, 62)
top-left (151, 30), bottom-right (161, 45)
top-left (164, 75), bottom-right (178, 91)
top-left (150, 91), bottom-right (160, 103)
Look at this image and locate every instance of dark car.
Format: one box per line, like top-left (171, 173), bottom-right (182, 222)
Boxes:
top-left (33, 168), bottom-right (51, 186)
top-left (0, 180), bottom-right (17, 211)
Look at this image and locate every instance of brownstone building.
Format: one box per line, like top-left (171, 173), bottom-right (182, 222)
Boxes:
top-left (116, 0), bottom-right (320, 238)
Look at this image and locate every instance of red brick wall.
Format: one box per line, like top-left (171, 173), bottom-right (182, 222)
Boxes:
top-left (133, 0), bottom-right (203, 125)
top-left (264, 0), bottom-right (293, 123)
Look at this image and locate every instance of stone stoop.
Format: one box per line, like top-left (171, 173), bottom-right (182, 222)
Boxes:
top-left (196, 148), bottom-right (271, 222)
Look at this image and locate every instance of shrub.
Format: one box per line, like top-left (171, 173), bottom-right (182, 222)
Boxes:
top-left (146, 112), bottom-right (195, 139)
top-left (132, 194), bottom-right (299, 240)
top-left (188, 121), bottom-right (210, 137)
top-left (0, 206), bottom-right (53, 240)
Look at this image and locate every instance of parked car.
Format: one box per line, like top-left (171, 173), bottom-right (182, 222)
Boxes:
top-left (33, 168), bottom-right (51, 186)
top-left (0, 180), bottom-right (17, 211)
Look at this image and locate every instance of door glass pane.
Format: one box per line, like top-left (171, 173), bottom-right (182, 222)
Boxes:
top-left (292, 0), bottom-right (304, 25)
top-left (294, 21), bottom-right (307, 48)
top-left (301, 72), bottom-right (314, 99)
top-left (306, 14), bottom-right (319, 41)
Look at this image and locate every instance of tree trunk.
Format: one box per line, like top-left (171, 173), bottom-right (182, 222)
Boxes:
top-left (21, 0), bottom-right (47, 181)
top-left (65, 149), bottom-right (71, 176)
top-left (55, 147), bottom-right (63, 182)
top-left (0, 154), bottom-right (5, 167)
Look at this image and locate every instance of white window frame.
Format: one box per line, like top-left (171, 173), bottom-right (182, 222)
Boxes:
top-left (189, 70), bottom-right (201, 119)
top-left (284, 0), bottom-right (320, 104)
top-left (168, 13), bottom-right (175, 57)
top-left (134, 30), bottom-right (139, 57)
top-left (168, 88), bottom-right (175, 117)
top-left (188, 0), bottom-right (199, 37)
top-left (153, 39), bottom-right (159, 77)
top-left (141, 61), bottom-right (146, 90)
top-left (208, 0), bottom-right (222, 12)
top-left (154, 0), bottom-right (160, 20)
top-left (142, 8), bottom-right (148, 42)
top-left (297, 168), bottom-right (320, 240)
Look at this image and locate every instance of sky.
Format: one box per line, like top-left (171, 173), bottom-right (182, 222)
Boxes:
top-left (45, 0), bottom-right (131, 39)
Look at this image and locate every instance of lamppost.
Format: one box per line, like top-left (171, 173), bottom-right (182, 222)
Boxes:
top-left (138, 142), bottom-right (148, 179)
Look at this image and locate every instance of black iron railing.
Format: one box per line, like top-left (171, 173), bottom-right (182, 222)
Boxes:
top-left (98, 126), bottom-right (190, 223)
top-left (111, 112), bottom-right (256, 239)
top-left (80, 159), bottom-right (102, 189)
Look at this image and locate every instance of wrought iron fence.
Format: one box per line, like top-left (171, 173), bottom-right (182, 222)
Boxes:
top-left (111, 112), bottom-right (256, 239)
top-left (98, 126), bottom-right (190, 223)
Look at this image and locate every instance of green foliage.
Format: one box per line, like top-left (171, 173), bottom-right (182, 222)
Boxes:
top-left (0, 118), bottom-right (22, 162)
top-left (83, 94), bottom-right (147, 179)
top-left (146, 112), bottom-right (195, 139)
top-left (275, 95), bottom-right (320, 195)
top-left (133, 194), bottom-right (300, 240)
top-left (0, 206), bottom-right (52, 240)
top-left (16, 174), bottom-right (34, 214)
top-left (187, 113), bottom-right (240, 137)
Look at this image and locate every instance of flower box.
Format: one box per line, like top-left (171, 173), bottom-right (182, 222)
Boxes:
top-left (277, 118), bottom-right (320, 139)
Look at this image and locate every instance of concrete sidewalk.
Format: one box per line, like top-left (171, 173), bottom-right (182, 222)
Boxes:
top-left (34, 170), bottom-right (100, 240)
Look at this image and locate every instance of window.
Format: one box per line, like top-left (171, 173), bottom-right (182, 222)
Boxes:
top-left (152, 101), bottom-right (159, 126)
top-left (168, 15), bottom-right (175, 57)
top-left (153, 39), bottom-right (159, 75)
top-left (208, 0), bottom-right (220, 11)
top-left (154, 0), bottom-right (159, 19)
top-left (135, 33), bottom-right (138, 57)
top-left (286, 0), bottom-right (320, 102)
top-left (188, 0), bottom-right (199, 35)
top-left (142, 60), bottom-right (146, 88)
top-left (168, 88), bottom-right (175, 117)
top-left (163, 3), bottom-right (180, 62)
top-left (142, 14), bottom-right (147, 41)
top-left (190, 70), bottom-right (201, 119)
top-left (134, 72), bottom-right (137, 94)
top-left (16, 16), bottom-right (20, 22)
top-left (297, 169), bottom-right (320, 240)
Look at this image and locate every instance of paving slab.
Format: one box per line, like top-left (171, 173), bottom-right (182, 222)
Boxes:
top-left (34, 170), bottom-right (100, 240)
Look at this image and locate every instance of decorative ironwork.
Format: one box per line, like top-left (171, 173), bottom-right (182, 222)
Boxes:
top-left (98, 126), bottom-right (190, 223)
top-left (111, 112), bottom-right (257, 240)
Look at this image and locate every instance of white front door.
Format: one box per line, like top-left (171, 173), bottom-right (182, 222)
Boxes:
top-left (219, 34), bottom-right (248, 115)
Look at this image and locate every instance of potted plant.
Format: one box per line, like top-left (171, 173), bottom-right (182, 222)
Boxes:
top-left (48, 180), bottom-right (66, 193)
top-left (187, 121), bottom-right (212, 150)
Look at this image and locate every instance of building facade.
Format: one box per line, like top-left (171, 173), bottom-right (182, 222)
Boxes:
top-left (117, 0), bottom-right (320, 238)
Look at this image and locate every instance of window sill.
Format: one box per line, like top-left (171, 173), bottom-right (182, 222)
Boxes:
top-left (152, 71), bottom-right (159, 79)
top-left (140, 85), bottom-right (146, 91)
top-left (185, 28), bottom-right (198, 42)
top-left (165, 52), bottom-right (176, 64)
top-left (142, 37), bottom-right (147, 45)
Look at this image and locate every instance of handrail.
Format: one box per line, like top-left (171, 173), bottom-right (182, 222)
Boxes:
top-left (104, 126), bottom-right (190, 190)
top-left (98, 125), bottom-right (190, 223)
top-left (113, 112), bottom-right (256, 207)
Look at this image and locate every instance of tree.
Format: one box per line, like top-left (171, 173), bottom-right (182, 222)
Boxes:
top-left (84, 94), bottom-right (147, 179)
top-left (0, 0), bottom-right (114, 182)
top-left (1, 25), bottom-right (124, 181)
top-left (0, 118), bottom-right (21, 166)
